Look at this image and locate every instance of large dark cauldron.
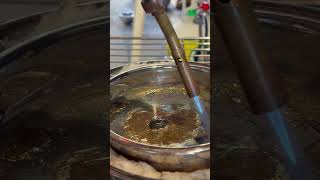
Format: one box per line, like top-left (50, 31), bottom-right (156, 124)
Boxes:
top-left (0, 1), bottom-right (108, 179)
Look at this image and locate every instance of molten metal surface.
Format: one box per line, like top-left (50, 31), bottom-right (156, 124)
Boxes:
top-left (111, 86), bottom-right (210, 146)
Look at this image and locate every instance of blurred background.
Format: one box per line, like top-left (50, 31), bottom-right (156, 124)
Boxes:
top-left (0, 1), bottom-right (108, 179)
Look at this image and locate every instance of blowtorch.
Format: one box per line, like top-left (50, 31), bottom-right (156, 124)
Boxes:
top-left (213, 0), bottom-right (286, 115)
top-left (141, 0), bottom-right (210, 139)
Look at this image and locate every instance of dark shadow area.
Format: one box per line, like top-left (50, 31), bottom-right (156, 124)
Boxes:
top-left (0, 1), bottom-right (108, 179)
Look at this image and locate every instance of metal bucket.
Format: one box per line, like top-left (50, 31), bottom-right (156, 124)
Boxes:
top-left (110, 61), bottom-right (210, 173)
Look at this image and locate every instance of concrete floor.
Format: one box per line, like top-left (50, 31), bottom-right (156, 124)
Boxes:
top-left (110, 0), bottom-right (200, 37)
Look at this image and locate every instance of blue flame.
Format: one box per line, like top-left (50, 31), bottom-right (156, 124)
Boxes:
top-left (192, 96), bottom-right (210, 135)
top-left (266, 108), bottom-right (297, 165)
top-left (193, 96), bottom-right (204, 114)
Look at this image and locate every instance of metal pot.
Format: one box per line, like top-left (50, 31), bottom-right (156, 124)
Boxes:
top-left (110, 61), bottom-right (210, 172)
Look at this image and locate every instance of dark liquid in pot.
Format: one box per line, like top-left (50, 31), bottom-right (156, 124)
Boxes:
top-left (111, 86), bottom-right (209, 146)
top-left (124, 108), bottom-right (199, 145)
